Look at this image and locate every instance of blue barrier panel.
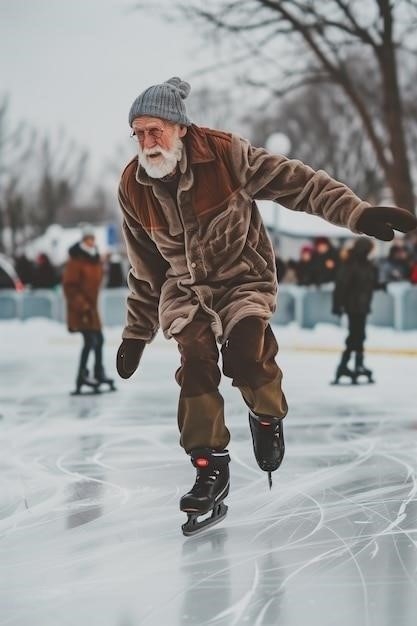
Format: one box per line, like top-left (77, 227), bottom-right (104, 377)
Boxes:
top-left (273, 290), bottom-right (295, 325)
top-left (368, 290), bottom-right (395, 327)
top-left (53, 288), bottom-right (67, 324)
top-left (300, 287), bottom-right (341, 329)
top-left (401, 287), bottom-right (417, 330)
top-left (1, 285), bottom-right (415, 330)
top-left (22, 291), bottom-right (56, 320)
top-left (101, 289), bottom-right (128, 326)
top-left (0, 293), bottom-right (19, 319)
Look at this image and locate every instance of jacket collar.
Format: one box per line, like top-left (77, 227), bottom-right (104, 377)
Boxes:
top-left (185, 124), bottom-right (216, 165)
top-left (135, 124), bottom-right (215, 186)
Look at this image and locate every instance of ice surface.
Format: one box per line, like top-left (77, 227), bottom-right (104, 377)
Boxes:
top-left (1, 319), bottom-right (416, 626)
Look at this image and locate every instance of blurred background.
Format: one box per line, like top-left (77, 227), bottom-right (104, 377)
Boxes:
top-left (1, 0), bottom-right (416, 319)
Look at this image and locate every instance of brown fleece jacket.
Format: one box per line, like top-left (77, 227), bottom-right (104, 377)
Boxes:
top-left (62, 242), bottom-right (103, 332)
top-left (118, 124), bottom-right (370, 344)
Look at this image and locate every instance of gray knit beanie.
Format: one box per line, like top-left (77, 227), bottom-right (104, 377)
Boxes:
top-left (129, 76), bottom-right (191, 127)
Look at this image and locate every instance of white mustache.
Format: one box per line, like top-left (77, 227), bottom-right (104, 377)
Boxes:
top-left (142, 147), bottom-right (165, 156)
top-left (138, 136), bottom-right (183, 178)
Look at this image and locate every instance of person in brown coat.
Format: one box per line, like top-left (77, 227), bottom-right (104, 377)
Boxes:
top-left (116, 76), bottom-right (417, 535)
top-left (62, 226), bottom-right (115, 395)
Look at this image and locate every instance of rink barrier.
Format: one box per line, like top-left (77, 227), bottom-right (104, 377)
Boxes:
top-left (0, 284), bottom-right (416, 330)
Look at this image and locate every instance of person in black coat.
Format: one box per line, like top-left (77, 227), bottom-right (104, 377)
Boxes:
top-left (296, 245), bottom-right (315, 285)
top-left (332, 237), bottom-right (378, 384)
top-left (32, 253), bottom-right (60, 289)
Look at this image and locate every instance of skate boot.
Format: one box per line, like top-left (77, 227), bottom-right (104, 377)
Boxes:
top-left (180, 448), bottom-right (230, 536)
top-left (354, 352), bottom-right (374, 383)
top-left (71, 368), bottom-right (100, 395)
top-left (94, 367), bottom-right (116, 391)
top-left (331, 350), bottom-right (356, 385)
top-left (249, 410), bottom-right (285, 488)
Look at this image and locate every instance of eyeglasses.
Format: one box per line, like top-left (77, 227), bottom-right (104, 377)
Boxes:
top-left (130, 127), bottom-right (165, 143)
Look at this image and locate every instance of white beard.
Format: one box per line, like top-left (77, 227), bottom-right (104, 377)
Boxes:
top-left (138, 135), bottom-right (183, 179)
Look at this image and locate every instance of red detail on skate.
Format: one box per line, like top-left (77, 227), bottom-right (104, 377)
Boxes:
top-left (260, 421), bottom-right (271, 426)
top-left (195, 458), bottom-right (209, 468)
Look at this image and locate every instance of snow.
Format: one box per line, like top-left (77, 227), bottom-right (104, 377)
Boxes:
top-left (1, 319), bottom-right (417, 626)
top-left (23, 224), bottom-right (113, 266)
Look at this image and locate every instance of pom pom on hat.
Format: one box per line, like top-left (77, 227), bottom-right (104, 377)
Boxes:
top-left (165, 76), bottom-right (191, 99)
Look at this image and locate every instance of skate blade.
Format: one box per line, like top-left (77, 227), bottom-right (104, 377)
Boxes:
top-left (97, 382), bottom-right (117, 392)
top-left (70, 387), bottom-right (101, 396)
top-left (182, 502), bottom-right (228, 537)
top-left (331, 379), bottom-right (374, 386)
top-left (355, 376), bottom-right (375, 384)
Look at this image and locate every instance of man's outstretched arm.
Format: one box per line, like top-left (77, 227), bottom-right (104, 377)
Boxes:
top-left (232, 137), bottom-right (417, 240)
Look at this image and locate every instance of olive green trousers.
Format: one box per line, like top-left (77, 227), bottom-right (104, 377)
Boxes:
top-left (173, 314), bottom-right (288, 452)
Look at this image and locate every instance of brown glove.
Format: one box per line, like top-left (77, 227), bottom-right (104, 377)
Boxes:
top-left (356, 206), bottom-right (417, 241)
top-left (116, 338), bottom-right (146, 379)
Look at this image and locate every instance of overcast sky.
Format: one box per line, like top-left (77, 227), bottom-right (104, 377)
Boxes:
top-left (0, 0), bottom-right (220, 185)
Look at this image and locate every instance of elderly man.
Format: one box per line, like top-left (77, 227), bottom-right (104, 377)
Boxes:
top-left (116, 76), bottom-right (416, 535)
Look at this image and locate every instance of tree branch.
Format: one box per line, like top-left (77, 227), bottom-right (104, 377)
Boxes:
top-left (245, 73), bottom-right (332, 98)
top-left (254, 0), bottom-right (390, 171)
top-left (333, 0), bottom-right (380, 47)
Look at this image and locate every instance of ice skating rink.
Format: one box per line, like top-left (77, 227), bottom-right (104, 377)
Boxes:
top-left (1, 319), bottom-right (417, 626)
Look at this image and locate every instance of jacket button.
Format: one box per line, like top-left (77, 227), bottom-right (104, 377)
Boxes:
top-left (191, 262), bottom-right (197, 268)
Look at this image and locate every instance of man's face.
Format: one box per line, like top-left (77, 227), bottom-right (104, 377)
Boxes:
top-left (131, 116), bottom-right (187, 178)
top-left (83, 235), bottom-right (95, 248)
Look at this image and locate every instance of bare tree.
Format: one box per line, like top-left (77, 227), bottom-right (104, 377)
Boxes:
top-left (0, 95), bottom-right (35, 253)
top-left (247, 53), bottom-right (388, 202)
top-left (0, 97), bottom-right (91, 253)
top-left (134, 0), bottom-right (417, 212)
top-left (29, 132), bottom-right (89, 233)
top-left (0, 179), bottom-right (26, 253)
top-left (188, 86), bottom-right (244, 132)
top-left (58, 185), bottom-right (119, 227)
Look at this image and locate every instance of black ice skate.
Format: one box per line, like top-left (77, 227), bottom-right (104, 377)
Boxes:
top-left (353, 352), bottom-right (374, 384)
top-left (331, 350), bottom-right (357, 385)
top-left (71, 368), bottom-right (100, 396)
top-left (249, 410), bottom-right (285, 489)
top-left (180, 448), bottom-right (230, 537)
top-left (94, 367), bottom-right (116, 392)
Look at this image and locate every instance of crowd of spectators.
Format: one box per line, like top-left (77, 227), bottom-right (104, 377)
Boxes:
top-left (6, 232), bottom-right (417, 292)
top-left (12, 252), bottom-right (127, 290)
top-left (276, 233), bottom-right (417, 287)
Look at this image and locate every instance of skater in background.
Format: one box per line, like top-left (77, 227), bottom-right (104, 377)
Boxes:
top-left (31, 253), bottom-right (60, 289)
top-left (115, 76), bottom-right (417, 535)
top-left (332, 237), bottom-right (379, 384)
top-left (62, 225), bottom-right (115, 395)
